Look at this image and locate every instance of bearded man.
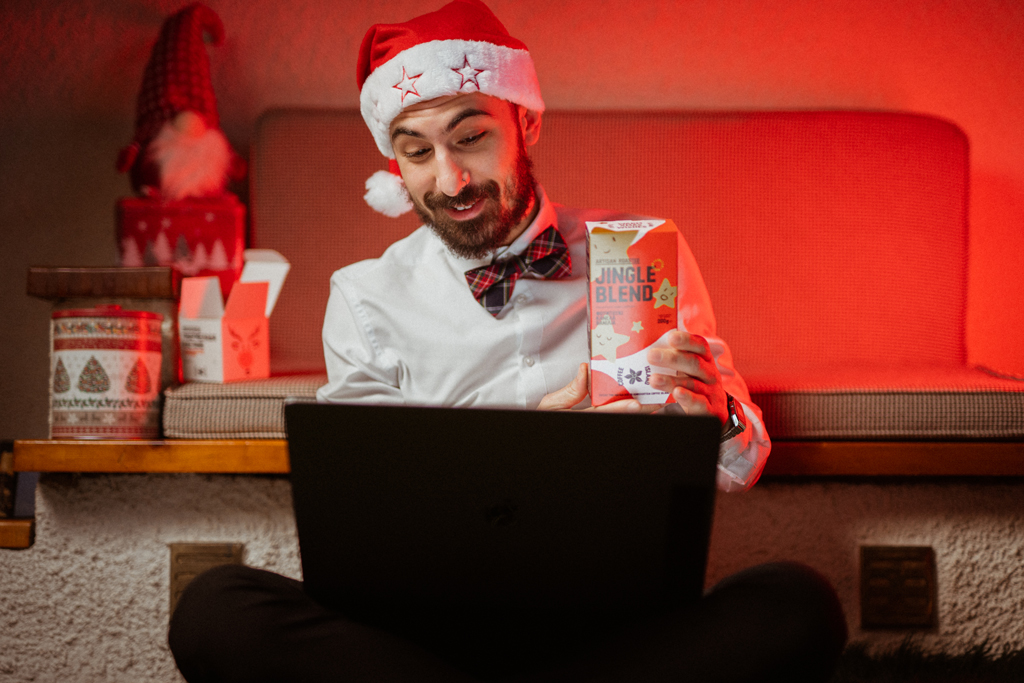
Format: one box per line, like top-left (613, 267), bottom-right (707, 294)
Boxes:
top-left (168, 2), bottom-right (847, 681)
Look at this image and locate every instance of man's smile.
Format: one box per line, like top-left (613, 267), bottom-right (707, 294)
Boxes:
top-left (443, 197), bottom-right (487, 221)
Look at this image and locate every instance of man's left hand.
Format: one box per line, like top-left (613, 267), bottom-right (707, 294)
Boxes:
top-left (647, 330), bottom-right (729, 425)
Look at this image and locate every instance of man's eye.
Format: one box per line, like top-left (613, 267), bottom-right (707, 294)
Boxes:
top-left (404, 148), bottom-right (430, 159)
top-left (461, 132), bottom-right (485, 146)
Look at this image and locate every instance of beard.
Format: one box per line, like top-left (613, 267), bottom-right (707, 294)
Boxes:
top-left (412, 144), bottom-right (537, 260)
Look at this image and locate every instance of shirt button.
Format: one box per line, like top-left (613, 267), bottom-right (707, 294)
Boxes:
top-left (515, 295), bottom-right (528, 305)
top-left (524, 356), bottom-right (535, 367)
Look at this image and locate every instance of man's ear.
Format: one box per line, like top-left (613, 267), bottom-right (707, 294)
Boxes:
top-left (518, 107), bottom-right (542, 147)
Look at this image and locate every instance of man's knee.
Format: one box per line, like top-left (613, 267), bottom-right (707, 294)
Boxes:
top-left (709, 561), bottom-right (848, 680)
top-left (168, 564), bottom-right (300, 682)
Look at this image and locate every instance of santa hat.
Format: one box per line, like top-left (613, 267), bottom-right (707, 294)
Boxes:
top-left (116, 3), bottom-right (225, 175)
top-left (357, 0), bottom-right (545, 217)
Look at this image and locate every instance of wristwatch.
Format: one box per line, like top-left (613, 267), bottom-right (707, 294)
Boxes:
top-left (720, 393), bottom-right (745, 442)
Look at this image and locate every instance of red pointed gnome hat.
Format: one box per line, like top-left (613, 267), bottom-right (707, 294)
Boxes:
top-left (357, 0), bottom-right (544, 217)
top-left (117, 3), bottom-right (225, 174)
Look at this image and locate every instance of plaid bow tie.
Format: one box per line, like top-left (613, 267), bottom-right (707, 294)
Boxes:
top-left (464, 226), bottom-right (572, 316)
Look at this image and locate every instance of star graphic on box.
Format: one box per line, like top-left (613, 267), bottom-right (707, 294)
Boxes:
top-left (452, 56), bottom-right (484, 91)
top-left (393, 67), bottom-right (422, 103)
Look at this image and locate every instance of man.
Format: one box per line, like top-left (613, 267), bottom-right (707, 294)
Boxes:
top-left (318, 0), bottom-right (766, 491)
top-left (169, 2), bottom-right (846, 681)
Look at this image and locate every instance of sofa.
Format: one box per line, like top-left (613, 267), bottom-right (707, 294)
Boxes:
top-left (164, 108), bottom-right (1024, 458)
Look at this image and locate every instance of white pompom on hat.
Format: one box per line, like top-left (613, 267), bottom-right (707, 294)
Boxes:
top-left (356, 0), bottom-right (545, 216)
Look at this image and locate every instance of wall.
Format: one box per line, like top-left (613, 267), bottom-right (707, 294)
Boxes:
top-left (0, 475), bottom-right (1020, 681)
top-left (2, 0), bottom-right (1023, 439)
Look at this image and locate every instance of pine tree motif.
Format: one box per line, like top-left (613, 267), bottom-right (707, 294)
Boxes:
top-left (121, 237), bottom-right (144, 267)
top-left (209, 239), bottom-right (229, 270)
top-left (77, 356), bottom-right (111, 393)
top-left (53, 358), bottom-right (71, 393)
top-left (152, 231), bottom-right (173, 264)
top-left (124, 357), bottom-right (152, 394)
top-left (192, 241), bottom-right (209, 271)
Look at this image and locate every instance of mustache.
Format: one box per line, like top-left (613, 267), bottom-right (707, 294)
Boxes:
top-left (424, 180), bottom-right (501, 211)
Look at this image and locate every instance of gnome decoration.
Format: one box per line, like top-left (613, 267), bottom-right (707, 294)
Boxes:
top-left (115, 3), bottom-right (247, 299)
top-left (117, 3), bottom-right (244, 199)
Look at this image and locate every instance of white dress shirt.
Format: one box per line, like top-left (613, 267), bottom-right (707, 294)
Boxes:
top-left (317, 187), bottom-right (771, 491)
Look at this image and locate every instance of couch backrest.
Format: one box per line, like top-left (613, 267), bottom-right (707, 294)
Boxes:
top-left (252, 109), bottom-right (969, 376)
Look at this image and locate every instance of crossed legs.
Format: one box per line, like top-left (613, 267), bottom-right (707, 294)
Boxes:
top-left (169, 562), bottom-right (847, 683)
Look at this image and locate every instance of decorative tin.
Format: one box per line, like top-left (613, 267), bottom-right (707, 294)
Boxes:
top-left (50, 306), bottom-right (164, 439)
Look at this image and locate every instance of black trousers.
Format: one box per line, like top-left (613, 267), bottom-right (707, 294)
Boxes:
top-left (169, 562), bottom-right (847, 683)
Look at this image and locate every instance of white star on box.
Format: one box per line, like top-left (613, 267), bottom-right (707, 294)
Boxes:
top-left (452, 56), bottom-right (484, 91)
top-left (393, 67), bottom-right (422, 103)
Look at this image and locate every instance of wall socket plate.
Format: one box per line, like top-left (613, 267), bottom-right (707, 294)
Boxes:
top-left (169, 542), bottom-right (244, 616)
top-left (860, 545), bottom-right (937, 629)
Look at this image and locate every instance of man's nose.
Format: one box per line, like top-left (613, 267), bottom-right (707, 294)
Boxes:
top-left (436, 151), bottom-right (470, 197)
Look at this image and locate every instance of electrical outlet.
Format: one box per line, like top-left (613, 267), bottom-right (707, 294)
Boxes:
top-left (860, 545), bottom-right (937, 629)
top-left (169, 542), bottom-right (244, 616)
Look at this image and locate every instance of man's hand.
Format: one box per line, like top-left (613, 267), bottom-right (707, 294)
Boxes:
top-left (538, 363), bottom-right (659, 413)
top-left (647, 330), bottom-right (729, 425)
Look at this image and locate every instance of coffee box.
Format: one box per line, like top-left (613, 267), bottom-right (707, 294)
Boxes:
top-left (586, 219), bottom-right (680, 406)
top-left (178, 249), bottom-right (290, 383)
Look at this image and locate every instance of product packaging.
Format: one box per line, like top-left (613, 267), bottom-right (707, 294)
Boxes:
top-left (586, 219), bottom-right (681, 406)
top-left (178, 249), bottom-right (290, 382)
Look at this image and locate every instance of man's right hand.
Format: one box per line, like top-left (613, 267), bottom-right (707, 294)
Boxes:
top-left (538, 363), bottom-right (660, 413)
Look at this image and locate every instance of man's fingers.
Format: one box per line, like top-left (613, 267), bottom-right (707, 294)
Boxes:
top-left (648, 332), bottom-right (719, 385)
top-left (538, 363), bottom-right (589, 410)
top-left (648, 350), bottom-right (717, 385)
top-left (668, 330), bottom-right (713, 358)
top-left (592, 399), bottom-right (662, 414)
top-left (671, 387), bottom-right (713, 416)
top-left (650, 372), bottom-right (715, 396)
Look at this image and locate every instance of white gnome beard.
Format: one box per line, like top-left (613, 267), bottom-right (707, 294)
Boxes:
top-left (147, 121), bottom-right (232, 200)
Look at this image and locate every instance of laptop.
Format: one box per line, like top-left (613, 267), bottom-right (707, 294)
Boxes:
top-left (285, 402), bottom-right (721, 631)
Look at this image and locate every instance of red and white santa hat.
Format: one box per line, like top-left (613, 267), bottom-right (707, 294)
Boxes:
top-left (116, 2), bottom-right (225, 175)
top-left (357, 0), bottom-right (545, 217)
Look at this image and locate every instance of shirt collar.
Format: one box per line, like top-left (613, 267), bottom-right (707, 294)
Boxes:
top-left (492, 185), bottom-right (557, 262)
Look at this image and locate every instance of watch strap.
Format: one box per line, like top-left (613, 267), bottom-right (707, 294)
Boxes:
top-left (720, 393), bottom-right (745, 442)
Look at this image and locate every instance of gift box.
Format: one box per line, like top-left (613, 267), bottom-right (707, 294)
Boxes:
top-left (117, 194), bottom-right (246, 298)
top-left (178, 250), bottom-right (290, 383)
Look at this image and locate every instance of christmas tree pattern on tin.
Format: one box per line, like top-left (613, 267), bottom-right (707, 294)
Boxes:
top-left (53, 358), bottom-right (71, 393)
top-left (124, 357), bottom-right (152, 394)
top-left (77, 356), bottom-right (111, 393)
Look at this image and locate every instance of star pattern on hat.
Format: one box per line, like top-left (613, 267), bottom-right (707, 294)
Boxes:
top-left (393, 67), bottom-right (422, 103)
top-left (452, 55), bottom-right (484, 91)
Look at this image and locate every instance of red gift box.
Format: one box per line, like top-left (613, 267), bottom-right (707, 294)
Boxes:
top-left (117, 194), bottom-right (246, 298)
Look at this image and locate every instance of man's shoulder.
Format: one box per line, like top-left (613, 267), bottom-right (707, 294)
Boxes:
top-left (330, 225), bottom-right (440, 284)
